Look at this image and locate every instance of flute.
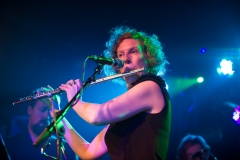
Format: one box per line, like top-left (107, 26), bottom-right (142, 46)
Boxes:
top-left (12, 67), bottom-right (146, 105)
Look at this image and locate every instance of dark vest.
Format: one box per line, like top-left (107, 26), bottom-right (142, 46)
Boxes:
top-left (105, 73), bottom-right (171, 160)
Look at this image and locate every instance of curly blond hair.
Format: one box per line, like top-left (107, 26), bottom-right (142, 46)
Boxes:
top-left (103, 26), bottom-right (168, 85)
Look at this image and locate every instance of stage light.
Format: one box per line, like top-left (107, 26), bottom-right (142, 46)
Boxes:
top-left (217, 59), bottom-right (234, 76)
top-left (197, 77), bottom-right (204, 83)
top-left (165, 83), bottom-right (169, 90)
top-left (168, 76), bottom-right (203, 97)
top-left (233, 106), bottom-right (240, 124)
top-left (200, 48), bottom-right (207, 54)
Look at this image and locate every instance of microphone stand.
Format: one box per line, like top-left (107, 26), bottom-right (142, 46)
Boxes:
top-left (33, 64), bottom-right (103, 160)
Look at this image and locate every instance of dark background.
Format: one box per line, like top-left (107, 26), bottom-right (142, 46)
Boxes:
top-left (1, 0), bottom-right (240, 159)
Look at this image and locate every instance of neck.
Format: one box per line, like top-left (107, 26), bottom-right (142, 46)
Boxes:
top-left (125, 70), bottom-right (148, 88)
top-left (125, 75), bottom-right (138, 88)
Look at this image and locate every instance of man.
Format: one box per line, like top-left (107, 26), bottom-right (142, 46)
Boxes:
top-left (5, 87), bottom-right (78, 160)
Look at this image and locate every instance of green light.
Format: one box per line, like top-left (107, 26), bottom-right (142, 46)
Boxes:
top-left (168, 77), bottom-right (198, 96)
top-left (197, 77), bottom-right (204, 83)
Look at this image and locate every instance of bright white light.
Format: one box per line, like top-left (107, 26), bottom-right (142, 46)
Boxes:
top-left (233, 111), bottom-right (240, 121)
top-left (197, 77), bottom-right (204, 83)
top-left (217, 59), bottom-right (234, 76)
top-left (166, 83), bottom-right (169, 90)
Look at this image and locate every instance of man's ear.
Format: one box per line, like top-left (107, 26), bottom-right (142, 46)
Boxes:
top-left (28, 105), bottom-right (32, 115)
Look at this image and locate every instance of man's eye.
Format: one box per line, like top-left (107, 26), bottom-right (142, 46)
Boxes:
top-left (118, 53), bottom-right (123, 57)
top-left (131, 50), bottom-right (138, 53)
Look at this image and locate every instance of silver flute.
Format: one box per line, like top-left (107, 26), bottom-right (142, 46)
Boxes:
top-left (13, 67), bottom-right (146, 105)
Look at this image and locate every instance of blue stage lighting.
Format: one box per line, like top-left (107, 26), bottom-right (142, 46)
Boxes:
top-left (200, 48), bottom-right (207, 54)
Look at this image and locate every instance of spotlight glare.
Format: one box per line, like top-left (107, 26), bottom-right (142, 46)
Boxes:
top-left (217, 59), bottom-right (234, 76)
top-left (200, 48), bottom-right (207, 54)
top-left (166, 83), bottom-right (169, 90)
top-left (233, 106), bottom-right (240, 124)
top-left (197, 77), bottom-right (204, 83)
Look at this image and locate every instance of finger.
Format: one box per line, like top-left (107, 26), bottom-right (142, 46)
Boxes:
top-left (74, 79), bottom-right (81, 87)
top-left (67, 79), bottom-right (74, 86)
top-left (60, 84), bottom-right (72, 88)
top-left (36, 88), bottom-right (41, 94)
top-left (47, 85), bottom-right (54, 91)
top-left (73, 83), bottom-right (79, 92)
top-left (59, 84), bottom-right (72, 90)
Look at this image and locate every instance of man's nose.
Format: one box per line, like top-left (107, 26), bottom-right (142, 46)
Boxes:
top-left (122, 54), bottom-right (131, 64)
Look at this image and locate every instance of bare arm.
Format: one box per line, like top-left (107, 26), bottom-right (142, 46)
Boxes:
top-left (60, 79), bottom-right (165, 125)
top-left (61, 118), bottom-right (109, 159)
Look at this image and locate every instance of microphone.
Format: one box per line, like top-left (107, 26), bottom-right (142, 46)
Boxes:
top-left (88, 55), bottom-right (124, 70)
